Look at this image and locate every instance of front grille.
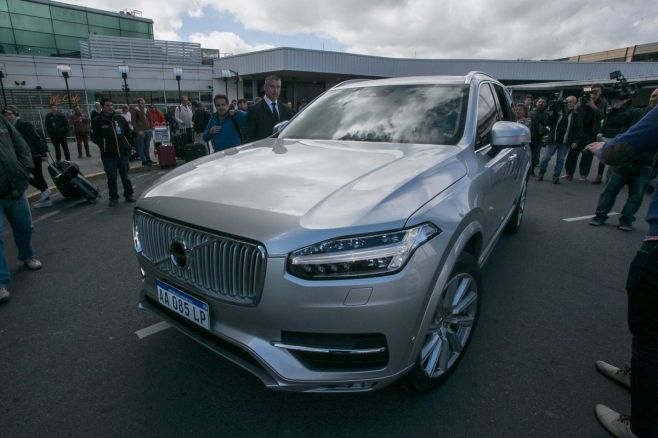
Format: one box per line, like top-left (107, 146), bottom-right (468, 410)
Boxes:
top-left (135, 210), bottom-right (266, 305)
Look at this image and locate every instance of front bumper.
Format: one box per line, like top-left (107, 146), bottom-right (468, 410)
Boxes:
top-left (137, 235), bottom-right (447, 392)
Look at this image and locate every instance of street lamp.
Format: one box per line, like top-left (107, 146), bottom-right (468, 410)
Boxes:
top-left (56, 64), bottom-right (72, 109)
top-left (0, 64), bottom-right (6, 107)
top-left (173, 67), bottom-right (183, 102)
top-left (118, 65), bottom-right (130, 104)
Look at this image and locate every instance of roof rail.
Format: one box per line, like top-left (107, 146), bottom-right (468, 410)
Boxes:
top-left (465, 71), bottom-right (495, 83)
top-left (331, 79), bottom-right (370, 89)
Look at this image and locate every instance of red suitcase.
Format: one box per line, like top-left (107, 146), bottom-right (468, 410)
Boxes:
top-left (157, 144), bottom-right (177, 168)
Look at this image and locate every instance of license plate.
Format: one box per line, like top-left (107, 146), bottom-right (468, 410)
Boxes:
top-left (156, 280), bottom-right (210, 330)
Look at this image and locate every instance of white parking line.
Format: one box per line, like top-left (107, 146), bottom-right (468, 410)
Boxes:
top-left (32, 210), bottom-right (61, 224)
top-left (135, 321), bottom-right (171, 339)
top-left (563, 212), bottom-right (619, 222)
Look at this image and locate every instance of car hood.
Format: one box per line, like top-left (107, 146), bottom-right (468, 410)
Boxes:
top-left (139, 138), bottom-right (466, 255)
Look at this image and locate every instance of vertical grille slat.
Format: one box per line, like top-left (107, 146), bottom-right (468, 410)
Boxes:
top-left (135, 211), bottom-right (266, 305)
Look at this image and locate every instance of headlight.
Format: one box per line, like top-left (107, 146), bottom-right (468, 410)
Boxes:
top-left (133, 218), bottom-right (142, 253)
top-left (287, 223), bottom-right (439, 279)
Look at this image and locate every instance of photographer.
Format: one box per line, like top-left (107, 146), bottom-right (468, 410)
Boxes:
top-left (528, 97), bottom-right (548, 176)
top-left (538, 96), bottom-right (581, 184)
top-left (569, 84), bottom-right (607, 181)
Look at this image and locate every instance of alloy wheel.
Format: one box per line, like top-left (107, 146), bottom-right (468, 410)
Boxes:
top-left (420, 273), bottom-right (478, 379)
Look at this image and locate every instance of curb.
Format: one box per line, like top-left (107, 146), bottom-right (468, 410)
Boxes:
top-left (26, 163), bottom-right (163, 202)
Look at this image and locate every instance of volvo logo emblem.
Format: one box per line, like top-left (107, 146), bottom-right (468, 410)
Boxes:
top-left (170, 238), bottom-right (192, 269)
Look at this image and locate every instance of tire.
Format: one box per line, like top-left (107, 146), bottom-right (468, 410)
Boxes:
top-left (504, 175), bottom-right (528, 235)
top-left (407, 253), bottom-right (482, 392)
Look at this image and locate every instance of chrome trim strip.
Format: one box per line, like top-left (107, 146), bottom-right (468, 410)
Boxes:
top-left (272, 342), bottom-right (386, 355)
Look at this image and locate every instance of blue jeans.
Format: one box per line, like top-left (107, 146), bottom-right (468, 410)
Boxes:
top-left (627, 241), bottom-right (658, 436)
top-left (101, 155), bottom-right (134, 202)
top-left (134, 131), bottom-right (153, 163)
top-left (594, 164), bottom-right (651, 225)
top-left (0, 195), bottom-right (35, 286)
top-left (539, 143), bottom-right (569, 178)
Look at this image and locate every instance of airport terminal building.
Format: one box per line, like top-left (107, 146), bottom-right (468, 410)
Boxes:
top-left (0, 0), bottom-right (657, 130)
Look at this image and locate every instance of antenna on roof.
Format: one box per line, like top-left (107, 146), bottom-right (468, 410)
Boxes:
top-left (120, 8), bottom-right (142, 16)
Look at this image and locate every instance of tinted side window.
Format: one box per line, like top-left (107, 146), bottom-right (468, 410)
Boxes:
top-left (492, 84), bottom-right (513, 121)
top-left (476, 83), bottom-right (498, 149)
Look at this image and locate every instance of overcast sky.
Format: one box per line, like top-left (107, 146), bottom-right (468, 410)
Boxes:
top-left (68, 0), bottom-right (658, 60)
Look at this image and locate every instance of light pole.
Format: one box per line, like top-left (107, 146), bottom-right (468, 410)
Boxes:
top-left (56, 64), bottom-right (72, 109)
top-left (0, 64), bottom-right (6, 107)
top-left (173, 67), bottom-right (183, 102)
top-left (118, 65), bottom-right (130, 104)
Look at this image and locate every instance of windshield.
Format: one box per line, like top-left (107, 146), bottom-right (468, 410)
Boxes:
top-left (281, 84), bottom-right (469, 145)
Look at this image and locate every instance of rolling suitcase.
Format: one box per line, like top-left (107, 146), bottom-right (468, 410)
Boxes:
top-left (47, 160), bottom-right (81, 198)
top-left (172, 133), bottom-right (187, 158)
top-left (184, 143), bottom-right (208, 163)
top-left (70, 175), bottom-right (100, 203)
top-left (157, 144), bottom-right (177, 168)
top-left (47, 158), bottom-right (100, 203)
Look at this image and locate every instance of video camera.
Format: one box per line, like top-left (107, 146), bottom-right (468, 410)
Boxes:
top-left (548, 91), bottom-right (566, 112)
top-left (606, 71), bottom-right (639, 99)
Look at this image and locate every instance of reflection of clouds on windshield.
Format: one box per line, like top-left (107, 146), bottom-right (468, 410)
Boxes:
top-left (283, 86), bottom-right (466, 145)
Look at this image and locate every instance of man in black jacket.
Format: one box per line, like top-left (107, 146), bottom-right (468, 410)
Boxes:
top-left (44, 104), bottom-right (71, 161)
top-left (91, 98), bottom-right (135, 207)
top-left (243, 75), bottom-right (294, 143)
top-left (529, 97), bottom-right (548, 176)
top-left (538, 96), bottom-right (582, 184)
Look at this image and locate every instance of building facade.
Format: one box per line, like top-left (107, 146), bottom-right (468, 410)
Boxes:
top-left (0, 0), bottom-right (153, 57)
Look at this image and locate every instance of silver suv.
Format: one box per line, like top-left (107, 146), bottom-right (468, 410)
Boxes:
top-left (133, 72), bottom-right (530, 392)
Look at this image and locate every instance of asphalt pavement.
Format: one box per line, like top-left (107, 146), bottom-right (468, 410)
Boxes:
top-left (0, 156), bottom-right (650, 438)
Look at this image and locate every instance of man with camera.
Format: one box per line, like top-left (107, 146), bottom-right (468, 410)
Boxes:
top-left (537, 96), bottom-right (581, 184)
top-left (528, 97), bottom-right (548, 176)
top-left (589, 89), bottom-right (655, 230)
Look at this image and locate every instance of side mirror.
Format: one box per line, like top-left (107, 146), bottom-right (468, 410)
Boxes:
top-left (272, 120), bottom-right (289, 135)
top-left (491, 121), bottom-right (530, 147)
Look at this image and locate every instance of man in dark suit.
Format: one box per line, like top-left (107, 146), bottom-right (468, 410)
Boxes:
top-left (243, 75), bottom-right (294, 143)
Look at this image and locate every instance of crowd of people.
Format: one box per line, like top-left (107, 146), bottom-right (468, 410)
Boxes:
top-left (518, 86), bottom-right (658, 232)
top-left (0, 75), bottom-right (296, 303)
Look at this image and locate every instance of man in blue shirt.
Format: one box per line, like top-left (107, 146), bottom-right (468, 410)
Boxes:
top-left (586, 104), bottom-right (658, 438)
top-left (203, 94), bottom-right (245, 153)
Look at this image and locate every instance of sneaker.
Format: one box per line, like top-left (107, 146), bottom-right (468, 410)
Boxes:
top-left (0, 286), bottom-right (8, 304)
top-left (589, 217), bottom-right (606, 226)
top-left (33, 197), bottom-right (52, 208)
top-left (595, 360), bottom-right (631, 389)
top-left (592, 176), bottom-right (603, 184)
top-left (618, 223), bottom-right (633, 232)
top-left (552, 176), bottom-right (559, 184)
top-left (125, 197), bottom-right (136, 203)
top-left (86, 153), bottom-right (92, 158)
top-left (579, 176), bottom-right (588, 182)
top-left (142, 161), bottom-right (152, 167)
top-left (537, 173), bottom-right (544, 181)
top-left (108, 199), bottom-right (119, 207)
top-left (561, 174), bottom-right (572, 181)
top-left (594, 405), bottom-right (637, 438)
top-left (77, 154), bottom-right (83, 159)
top-left (24, 257), bottom-right (43, 270)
